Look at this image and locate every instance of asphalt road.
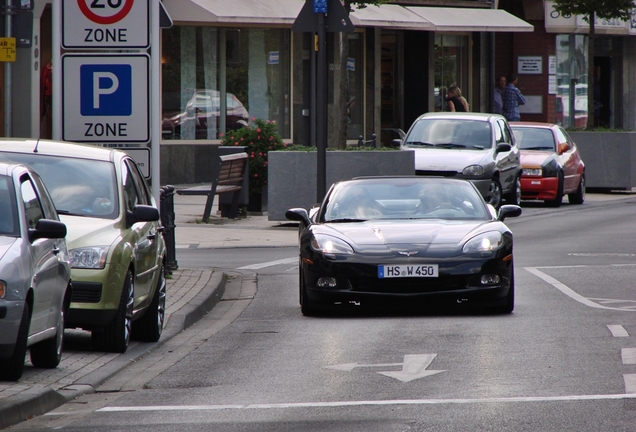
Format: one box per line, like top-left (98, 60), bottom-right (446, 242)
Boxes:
top-left (11, 195), bottom-right (636, 431)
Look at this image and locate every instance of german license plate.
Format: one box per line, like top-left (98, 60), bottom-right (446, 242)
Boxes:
top-left (378, 264), bottom-right (439, 278)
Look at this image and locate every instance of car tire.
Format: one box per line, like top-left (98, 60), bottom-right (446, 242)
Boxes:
top-left (545, 172), bottom-right (563, 207)
top-left (94, 270), bottom-right (133, 353)
top-left (300, 268), bottom-right (317, 316)
top-left (486, 178), bottom-right (502, 208)
top-left (132, 263), bottom-right (166, 342)
top-left (30, 286), bottom-right (70, 368)
top-left (505, 175), bottom-right (521, 206)
top-left (0, 302), bottom-right (30, 381)
top-left (568, 174), bottom-right (585, 205)
top-left (492, 267), bottom-right (515, 314)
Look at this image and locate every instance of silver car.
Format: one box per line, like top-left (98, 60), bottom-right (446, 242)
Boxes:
top-left (0, 163), bottom-right (71, 381)
top-left (401, 112), bottom-right (521, 208)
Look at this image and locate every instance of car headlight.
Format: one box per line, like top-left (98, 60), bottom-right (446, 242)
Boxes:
top-left (522, 168), bottom-right (542, 176)
top-left (69, 246), bottom-right (109, 269)
top-left (462, 231), bottom-right (503, 253)
top-left (0, 280), bottom-right (5, 298)
top-left (310, 234), bottom-right (354, 255)
top-left (462, 165), bottom-right (484, 177)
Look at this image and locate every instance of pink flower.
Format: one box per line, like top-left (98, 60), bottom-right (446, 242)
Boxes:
top-left (251, 117), bottom-right (255, 121)
top-left (266, 120), bottom-right (271, 124)
top-left (253, 173), bottom-right (258, 177)
top-left (256, 128), bottom-right (261, 133)
top-left (235, 142), bottom-right (239, 145)
top-left (219, 132), bottom-right (224, 137)
top-left (241, 137), bottom-right (244, 141)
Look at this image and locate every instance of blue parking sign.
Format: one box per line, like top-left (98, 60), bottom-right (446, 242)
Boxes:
top-left (80, 64), bottom-right (132, 116)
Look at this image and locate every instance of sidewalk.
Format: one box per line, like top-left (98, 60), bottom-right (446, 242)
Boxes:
top-left (0, 192), bottom-right (297, 429)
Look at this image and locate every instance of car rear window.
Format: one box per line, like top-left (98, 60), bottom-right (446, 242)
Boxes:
top-left (0, 153), bottom-right (119, 219)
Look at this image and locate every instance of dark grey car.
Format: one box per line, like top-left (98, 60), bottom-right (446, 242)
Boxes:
top-left (400, 112), bottom-right (522, 208)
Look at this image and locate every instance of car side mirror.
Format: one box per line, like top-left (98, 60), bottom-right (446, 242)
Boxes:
top-left (557, 143), bottom-right (570, 154)
top-left (286, 208), bottom-right (311, 227)
top-left (390, 138), bottom-right (402, 148)
top-left (497, 204), bottom-right (522, 221)
top-left (28, 219), bottom-right (67, 243)
top-left (126, 204), bottom-right (160, 227)
top-left (495, 143), bottom-right (512, 153)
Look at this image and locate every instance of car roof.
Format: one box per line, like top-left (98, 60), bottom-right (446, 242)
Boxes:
top-left (0, 161), bottom-right (27, 177)
top-left (0, 138), bottom-right (122, 162)
top-left (416, 112), bottom-right (504, 122)
top-left (509, 121), bottom-right (557, 129)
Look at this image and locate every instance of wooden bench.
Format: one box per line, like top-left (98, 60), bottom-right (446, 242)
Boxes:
top-left (176, 152), bottom-right (248, 222)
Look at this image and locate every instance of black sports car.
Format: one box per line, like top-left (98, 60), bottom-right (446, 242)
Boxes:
top-left (285, 177), bottom-right (522, 315)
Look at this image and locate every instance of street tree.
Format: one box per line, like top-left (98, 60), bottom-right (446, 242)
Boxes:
top-left (551, 0), bottom-right (632, 129)
top-left (330, 0), bottom-right (386, 149)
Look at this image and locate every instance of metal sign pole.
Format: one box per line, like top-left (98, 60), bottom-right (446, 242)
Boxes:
top-left (316, 13), bottom-right (327, 203)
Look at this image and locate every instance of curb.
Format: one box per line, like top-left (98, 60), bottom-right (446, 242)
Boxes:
top-left (0, 271), bottom-right (227, 430)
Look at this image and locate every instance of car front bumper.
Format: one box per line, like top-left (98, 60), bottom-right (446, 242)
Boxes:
top-left (520, 176), bottom-right (559, 200)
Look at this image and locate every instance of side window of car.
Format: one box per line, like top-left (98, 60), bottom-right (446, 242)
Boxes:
top-left (30, 173), bottom-right (58, 221)
top-left (125, 159), bottom-right (151, 206)
top-left (121, 162), bottom-right (141, 211)
top-left (20, 176), bottom-right (45, 229)
top-left (493, 121), bottom-right (505, 144)
top-left (498, 120), bottom-right (513, 145)
top-left (555, 127), bottom-right (570, 148)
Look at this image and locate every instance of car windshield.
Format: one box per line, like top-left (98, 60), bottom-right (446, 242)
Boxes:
top-left (322, 178), bottom-right (490, 222)
top-left (0, 153), bottom-right (119, 219)
top-left (512, 127), bottom-right (556, 151)
top-left (0, 175), bottom-right (19, 236)
top-left (404, 119), bottom-right (492, 150)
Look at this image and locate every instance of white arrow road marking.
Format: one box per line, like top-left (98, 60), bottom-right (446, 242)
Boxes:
top-left (326, 354), bottom-right (446, 383)
top-left (624, 375), bottom-right (636, 393)
top-left (622, 348), bottom-right (636, 365)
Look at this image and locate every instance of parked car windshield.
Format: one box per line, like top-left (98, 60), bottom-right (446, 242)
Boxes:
top-left (511, 127), bottom-right (556, 151)
top-left (404, 119), bottom-right (492, 150)
top-left (0, 154), bottom-right (119, 219)
top-left (0, 175), bottom-right (19, 236)
top-left (322, 178), bottom-right (490, 222)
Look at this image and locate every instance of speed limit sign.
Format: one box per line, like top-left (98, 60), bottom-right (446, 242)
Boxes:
top-left (62, 0), bottom-right (149, 49)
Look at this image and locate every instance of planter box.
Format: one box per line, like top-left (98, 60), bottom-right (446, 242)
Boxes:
top-left (268, 150), bottom-right (415, 221)
top-left (568, 131), bottom-right (636, 190)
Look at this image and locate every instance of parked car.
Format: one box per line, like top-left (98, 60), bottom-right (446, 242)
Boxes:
top-left (510, 122), bottom-right (585, 207)
top-left (0, 140), bottom-right (166, 353)
top-left (162, 89), bottom-right (249, 139)
top-left (286, 176), bottom-right (522, 315)
top-left (400, 112), bottom-right (521, 208)
top-left (0, 162), bottom-right (71, 381)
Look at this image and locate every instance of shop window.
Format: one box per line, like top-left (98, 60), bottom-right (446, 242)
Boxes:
top-left (161, 26), bottom-right (291, 141)
top-left (434, 34), bottom-right (469, 112)
top-left (555, 34), bottom-right (588, 128)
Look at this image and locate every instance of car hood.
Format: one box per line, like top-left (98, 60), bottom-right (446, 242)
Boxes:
top-left (520, 150), bottom-right (554, 167)
top-left (407, 148), bottom-right (492, 171)
top-left (319, 220), bottom-right (488, 251)
top-left (59, 215), bottom-right (121, 249)
top-left (0, 236), bottom-right (17, 261)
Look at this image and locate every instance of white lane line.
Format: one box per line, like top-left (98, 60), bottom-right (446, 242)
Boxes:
top-left (624, 375), bottom-right (636, 394)
top-left (622, 348), bottom-right (636, 365)
top-left (524, 267), bottom-right (634, 311)
top-left (96, 393), bottom-right (636, 412)
top-left (238, 257), bottom-right (296, 270)
top-left (607, 325), bottom-right (629, 337)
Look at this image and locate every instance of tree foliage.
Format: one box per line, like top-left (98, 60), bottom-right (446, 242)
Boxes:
top-left (552, 0), bottom-right (633, 128)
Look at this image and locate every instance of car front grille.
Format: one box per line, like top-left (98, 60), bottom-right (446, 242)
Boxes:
top-left (415, 170), bottom-right (457, 177)
top-left (70, 282), bottom-right (102, 303)
top-left (348, 275), bottom-right (467, 294)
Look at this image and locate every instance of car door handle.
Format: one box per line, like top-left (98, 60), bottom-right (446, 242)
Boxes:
top-left (147, 234), bottom-right (156, 240)
top-left (52, 247), bottom-right (60, 255)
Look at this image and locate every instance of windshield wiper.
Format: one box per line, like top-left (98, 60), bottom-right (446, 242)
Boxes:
top-left (522, 146), bottom-right (554, 151)
top-left (434, 143), bottom-right (466, 149)
top-left (405, 141), bottom-right (434, 147)
top-left (56, 210), bottom-right (85, 216)
top-left (326, 218), bottom-right (367, 223)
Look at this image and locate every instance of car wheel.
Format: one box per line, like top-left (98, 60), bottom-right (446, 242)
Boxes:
top-left (568, 174), bottom-right (585, 205)
top-left (492, 267), bottom-right (515, 314)
top-left (132, 263), bottom-right (166, 342)
top-left (505, 176), bottom-right (521, 206)
top-left (30, 285), bottom-right (70, 368)
top-left (0, 302), bottom-right (30, 381)
top-left (486, 178), bottom-right (502, 208)
top-left (300, 267), bottom-right (317, 316)
top-left (545, 172), bottom-right (563, 207)
top-left (94, 270), bottom-right (133, 353)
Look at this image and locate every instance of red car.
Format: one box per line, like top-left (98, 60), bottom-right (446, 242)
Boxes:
top-left (510, 122), bottom-right (585, 207)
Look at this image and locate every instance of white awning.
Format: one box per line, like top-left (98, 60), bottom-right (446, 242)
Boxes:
top-left (349, 4), bottom-right (431, 30)
top-left (162, 0), bottom-right (304, 25)
top-left (406, 7), bottom-right (534, 32)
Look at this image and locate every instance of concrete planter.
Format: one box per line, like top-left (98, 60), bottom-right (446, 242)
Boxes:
top-left (568, 131), bottom-right (636, 190)
top-left (267, 150), bottom-right (415, 221)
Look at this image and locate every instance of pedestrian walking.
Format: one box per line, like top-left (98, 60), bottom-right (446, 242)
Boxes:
top-left (501, 74), bottom-right (525, 121)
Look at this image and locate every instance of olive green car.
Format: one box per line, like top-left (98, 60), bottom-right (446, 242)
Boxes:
top-left (0, 140), bottom-right (166, 353)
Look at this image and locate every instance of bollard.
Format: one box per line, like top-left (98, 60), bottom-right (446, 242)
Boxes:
top-left (357, 133), bottom-right (377, 148)
top-left (160, 185), bottom-right (178, 273)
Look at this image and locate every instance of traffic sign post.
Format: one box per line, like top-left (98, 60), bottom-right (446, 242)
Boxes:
top-left (62, 0), bottom-right (149, 49)
top-left (62, 54), bottom-right (149, 143)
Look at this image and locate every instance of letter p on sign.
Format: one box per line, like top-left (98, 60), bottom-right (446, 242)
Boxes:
top-left (80, 64), bottom-right (132, 116)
